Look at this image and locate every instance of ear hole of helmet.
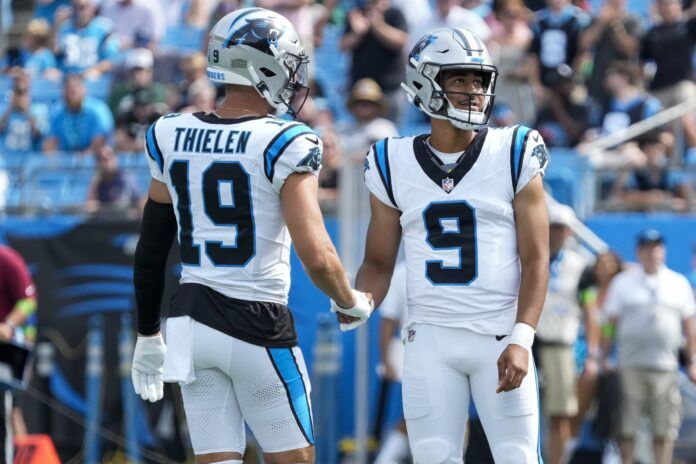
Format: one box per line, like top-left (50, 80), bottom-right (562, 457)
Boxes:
top-left (260, 67), bottom-right (276, 77)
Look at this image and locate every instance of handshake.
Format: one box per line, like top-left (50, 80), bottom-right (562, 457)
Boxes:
top-left (330, 289), bottom-right (374, 332)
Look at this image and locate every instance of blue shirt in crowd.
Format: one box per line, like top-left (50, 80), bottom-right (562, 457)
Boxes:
top-left (56, 16), bottom-right (119, 74)
top-left (0, 104), bottom-right (50, 152)
top-left (49, 96), bottom-right (114, 151)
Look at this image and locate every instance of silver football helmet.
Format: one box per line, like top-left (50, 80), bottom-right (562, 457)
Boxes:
top-left (206, 7), bottom-right (309, 117)
top-left (402, 28), bottom-right (498, 130)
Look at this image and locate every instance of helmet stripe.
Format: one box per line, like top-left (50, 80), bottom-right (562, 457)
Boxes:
top-left (222, 7), bottom-right (265, 48)
top-left (452, 29), bottom-right (473, 56)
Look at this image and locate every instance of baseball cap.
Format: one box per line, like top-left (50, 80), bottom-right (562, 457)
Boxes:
top-left (636, 229), bottom-right (664, 246)
top-left (347, 78), bottom-right (386, 108)
top-left (548, 204), bottom-right (575, 227)
top-left (125, 48), bottom-right (153, 70)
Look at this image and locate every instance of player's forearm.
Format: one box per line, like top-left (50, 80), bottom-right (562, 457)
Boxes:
top-left (516, 257), bottom-right (548, 328)
top-left (355, 260), bottom-right (394, 309)
top-left (303, 247), bottom-right (355, 308)
top-left (133, 199), bottom-right (176, 335)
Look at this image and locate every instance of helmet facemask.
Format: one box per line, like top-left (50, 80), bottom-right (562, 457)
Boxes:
top-left (276, 51), bottom-right (310, 118)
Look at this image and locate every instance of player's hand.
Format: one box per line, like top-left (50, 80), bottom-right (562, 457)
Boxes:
top-left (132, 333), bottom-right (166, 402)
top-left (331, 290), bottom-right (374, 331)
top-left (496, 344), bottom-right (528, 393)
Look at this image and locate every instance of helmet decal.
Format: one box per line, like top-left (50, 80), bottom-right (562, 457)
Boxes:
top-left (225, 17), bottom-right (286, 54)
top-left (410, 33), bottom-right (436, 62)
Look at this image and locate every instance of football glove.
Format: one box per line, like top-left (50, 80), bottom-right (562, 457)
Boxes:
top-left (331, 289), bottom-right (374, 332)
top-left (132, 334), bottom-right (166, 402)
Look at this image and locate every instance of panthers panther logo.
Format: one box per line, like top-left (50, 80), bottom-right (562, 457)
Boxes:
top-left (409, 34), bottom-right (436, 62)
top-left (297, 146), bottom-right (322, 171)
top-left (531, 144), bottom-right (548, 169)
top-left (226, 18), bottom-right (286, 55)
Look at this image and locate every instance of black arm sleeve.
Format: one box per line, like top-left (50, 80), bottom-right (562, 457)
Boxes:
top-left (133, 198), bottom-right (177, 335)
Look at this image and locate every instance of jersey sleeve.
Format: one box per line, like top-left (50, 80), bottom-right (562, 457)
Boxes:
top-left (363, 138), bottom-right (398, 209)
top-left (264, 123), bottom-right (323, 193)
top-left (144, 118), bottom-right (166, 182)
top-left (511, 126), bottom-right (549, 195)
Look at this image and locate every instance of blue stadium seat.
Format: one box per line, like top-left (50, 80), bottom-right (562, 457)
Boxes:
top-left (160, 25), bottom-right (205, 54)
top-left (31, 78), bottom-right (62, 104)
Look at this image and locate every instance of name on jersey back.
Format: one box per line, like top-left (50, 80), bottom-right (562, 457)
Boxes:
top-left (173, 127), bottom-right (252, 155)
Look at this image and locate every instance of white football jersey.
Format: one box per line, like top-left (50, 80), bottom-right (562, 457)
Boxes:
top-left (145, 112), bottom-right (322, 305)
top-left (364, 126), bottom-right (548, 335)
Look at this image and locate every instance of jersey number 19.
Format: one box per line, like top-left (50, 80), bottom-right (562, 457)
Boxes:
top-left (170, 160), bottom-right (255, 267)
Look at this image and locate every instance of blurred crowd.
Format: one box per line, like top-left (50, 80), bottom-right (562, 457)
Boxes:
top-left (0, 0), bottom-right (695, 216)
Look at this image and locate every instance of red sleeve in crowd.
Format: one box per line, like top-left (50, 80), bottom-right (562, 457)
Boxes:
top-left (0, 246), bottom-right (36, 304)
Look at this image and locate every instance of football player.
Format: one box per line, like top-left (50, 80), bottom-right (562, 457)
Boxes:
top-left (336, 28), bottom-right (550, 463)
top-left (130, 8), bottom-right (371, 464)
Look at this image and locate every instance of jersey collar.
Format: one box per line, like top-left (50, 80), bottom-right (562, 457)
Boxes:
top-left (193, 112), bottom-right (266, 124)
top-left (413, 129), bottom-right (488, 194)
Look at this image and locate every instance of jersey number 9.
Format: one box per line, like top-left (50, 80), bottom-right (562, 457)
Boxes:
top-left (423, 201), bottom-right (477, 285)
top-left (170, 160), bottom-right (255, 267)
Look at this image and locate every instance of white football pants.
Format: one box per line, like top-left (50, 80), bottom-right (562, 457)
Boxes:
top-left (402, 323), bottom-right (542, 464)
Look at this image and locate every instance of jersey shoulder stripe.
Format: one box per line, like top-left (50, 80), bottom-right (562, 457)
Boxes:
top-left (510, 125), bottom-right (532, 192)
top-left (374, 138), bottom-right (397, 208)
top-left (145, 120), bottom-right (164, 174)
top-left (263, 123), bottom-right (316, 182)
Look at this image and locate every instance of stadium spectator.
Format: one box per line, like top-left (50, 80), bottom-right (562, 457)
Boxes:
top-left (204, 0), bottom-right (243, 50)
top-left (535, 204), bottom-right (594, 464)
top-left (580, 62), bottom-right (666, 169)
top-left (488, 0), bottom-right (535, 124)
top-left (340, 0), bottom-right (408, 123)
top-left (1, 19), bottom-right (60, 80)
top-left (409, 0), bottom-right (492, 48)
top-left (43, 73), bottom-right (114, 153)
top-left (108, 48), bottom-right (167, 116)
top-left (534, 63), bottom-right (599, 147)
top-left (579, 0), bottom-right (641, 112)
top-left (179, 81), bottom-right (217, 114)
top-left (100, 0), bottom-right (165, 49)
top-left (527, 0), bottom-right (590, 92)
top-left (114, 88), bottom-right (167, 152)
top-left (53, 0), bottom-right (120, 79)
top-left (574, 250), bottom-right (624, 434)
top-left (610, 133), bottom-right (691, 212)
top-left (317, 128), bottom-right (341, 202)
top-left (0, 71), bottom-right (49, 153)
top-left (336, 78), bottom-right (398, 161)
top-left (174, 52), bottom-right (208, 110)
top-left (86, 144), bottom-right (142, 216)
top-left (640, 0), bottom-right (696, 154)
top-left (601, 229), bottom-right (696, 464)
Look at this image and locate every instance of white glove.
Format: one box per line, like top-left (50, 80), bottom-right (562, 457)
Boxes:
top-left (331, 289), bottom-right (374, 332)
top-left (132, 334), bottom-right (166, 402)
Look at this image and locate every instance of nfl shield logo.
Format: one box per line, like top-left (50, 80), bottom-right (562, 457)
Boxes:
top-left (442, 177), bottom-right (454, 192)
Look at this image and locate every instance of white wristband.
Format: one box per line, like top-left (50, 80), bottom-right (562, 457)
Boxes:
top-left (509, 323), bottom-right (535, 352)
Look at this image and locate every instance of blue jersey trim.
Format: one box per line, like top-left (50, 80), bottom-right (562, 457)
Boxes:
top-left (145, 122), bottom-right (164, 174)
top-left (267, 348), bottom-right (314, 445)
top-left (511, 126), bottom-right (531, 192)
top-left (263, 123), bottom-right (315, 183)
top-left (374, 139), bottom-right (398, 208)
